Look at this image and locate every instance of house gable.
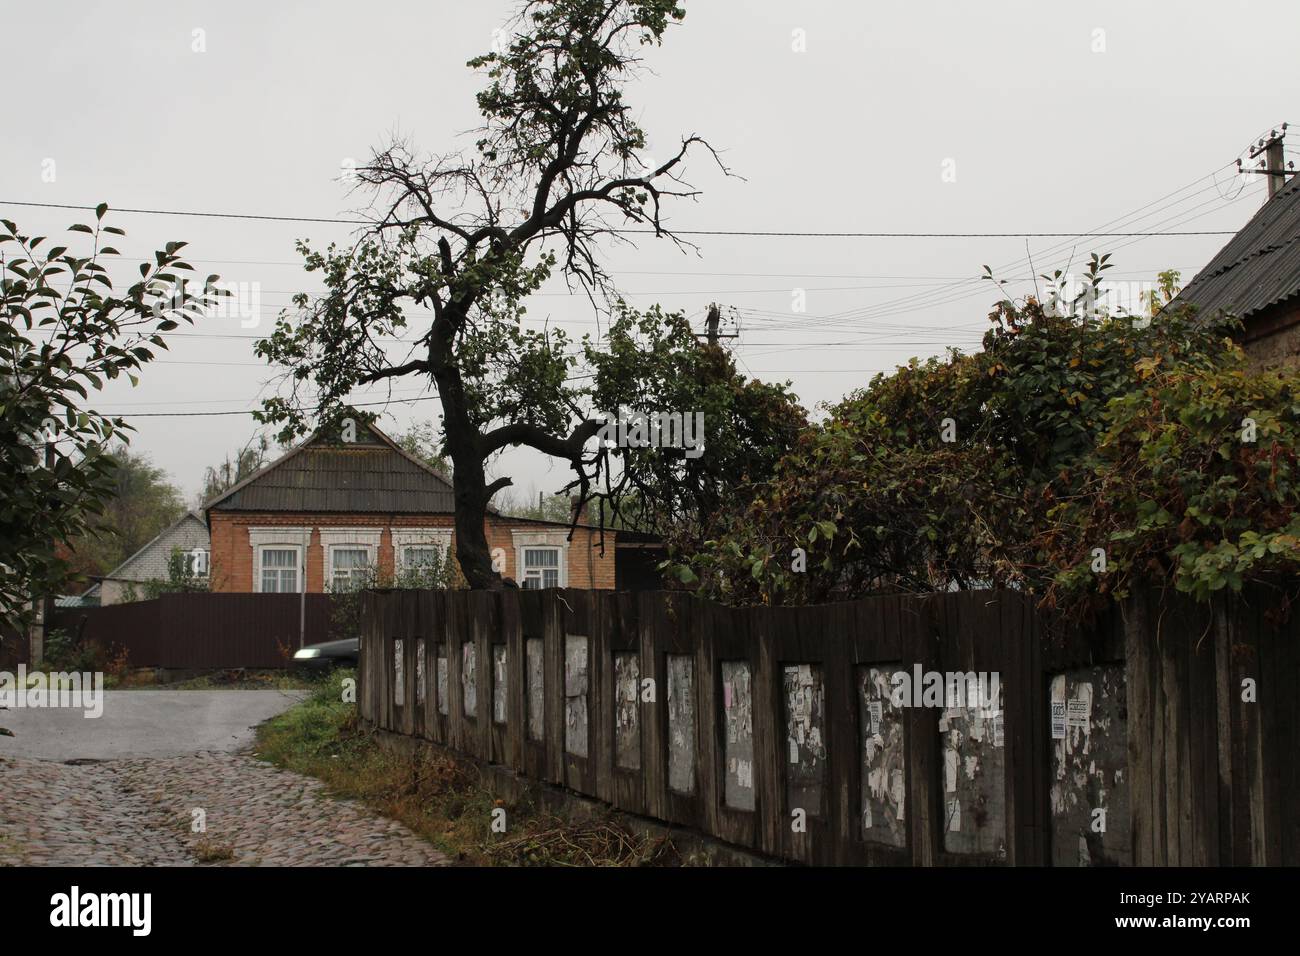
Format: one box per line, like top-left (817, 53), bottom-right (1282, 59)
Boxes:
top-left (205, 418), bottom-right (457, 515)
top-left (106, 512), bottom-right (210, 584)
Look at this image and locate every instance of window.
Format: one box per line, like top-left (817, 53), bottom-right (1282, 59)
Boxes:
top-left (521, 547), bottom-right (561, 589)
top-left (319, 529), bottom-right (381, 593)
top-left (402, 545), bottom-right (440, 570)
top-left (392, 529), bottom-right (452, 580)
top-left (330, 546), bottom-right (371, 592)
top-left (512, 531), bottom-right (568, 588)
top-left (185, 549), bottom-right (210, 576)
top-left (260, 548), bottom-right (299, 593)
top-left (250, 527), bottom-right (310, 593)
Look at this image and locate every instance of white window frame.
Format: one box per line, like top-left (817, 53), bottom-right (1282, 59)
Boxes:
top-left (249, 527), bottom-right (311, 594)
top-left (327, 545), bottom-right (373, 591)
top-left (512, 530), bottom-right (569, 589)
top-left (392, 528), bottom-right (453, 573)
top-left (320, 528), bottom-right (382, 592)
top-left (185, 548), bottom-right (210, 577)
top-left (258, 548), bottom-right (302, 593)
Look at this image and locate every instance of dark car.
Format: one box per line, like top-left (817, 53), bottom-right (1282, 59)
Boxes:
top-left (292, 637), bottom-right (359, 672)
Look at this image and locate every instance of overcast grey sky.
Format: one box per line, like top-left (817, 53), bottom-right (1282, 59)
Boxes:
top-left (4, 0), bottom-right (1296, 504)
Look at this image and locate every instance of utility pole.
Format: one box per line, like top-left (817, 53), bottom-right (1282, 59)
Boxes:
top-left (1239, 125), bottom-right (1294, 201)
top-left (37, 440), bottom-right (55, 663)
top-left (698, 303), bottom-right (739, 346)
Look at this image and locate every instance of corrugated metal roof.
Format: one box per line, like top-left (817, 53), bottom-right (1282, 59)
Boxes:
top-left (1173, 174), bottom-right (1300, 321)
top-left (209, 442), bottom-right (457, 513)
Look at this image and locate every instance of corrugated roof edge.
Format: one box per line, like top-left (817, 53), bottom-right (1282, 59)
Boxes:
top-left (202, 414), bottom-right (498, 522)
top-left (1172, 173), bottom-right (1300, 322)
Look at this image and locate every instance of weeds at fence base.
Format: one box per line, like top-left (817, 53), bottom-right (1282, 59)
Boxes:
top-left (166, 668), bottom-right (313, 690)
top-left (482, 815), bottom-right (680, 867)
top-left (255, 668), bottom-right (682, 866)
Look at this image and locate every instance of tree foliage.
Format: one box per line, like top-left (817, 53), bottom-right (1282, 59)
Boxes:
top-left (674, 269), bottom-right (1300, 619)
top-left (392, 420), bottom-right (451, 477)
top-left (253, 0), bottom-right (739, 588)
top-left (0, 208), bottom-right (222, 617)
top-left (327, 544), bottom-right (466, 640)
top-left (125, 546), bottom-right (211, 602)
top-left (1050, 357), bottom-right (1300, 603)
top-left (586, 304), bottom-right (806, 539)
top-left (200, 434), bottom-right (271, 505)
top-left (66, 445), bottom-right (186, 580)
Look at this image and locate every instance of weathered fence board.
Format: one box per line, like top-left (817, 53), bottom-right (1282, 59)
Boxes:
top-left (359, 586), bottom-right (1299, 866)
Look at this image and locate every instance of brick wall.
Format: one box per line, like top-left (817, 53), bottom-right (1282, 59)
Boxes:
top-left (208, 512), bottom-right (616, 592)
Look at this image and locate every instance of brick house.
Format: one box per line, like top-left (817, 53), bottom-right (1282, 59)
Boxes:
top-left (204, 420), bottom-right (618, 594)
top-left (98, 511), bottom-right (210, 605)
top-left (1173, 172), bottom-right (1300, 368)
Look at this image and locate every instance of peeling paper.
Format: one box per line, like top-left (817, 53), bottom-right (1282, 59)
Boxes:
top-left (721, 660), bottom-right (754, 809)
top-left (1066, 698), bottom-right (1088, 730)
top-left (946, 797), bottom-right (961, 833)
top-left (564, 635), bottom-right (589, 756)
top-left (941, 679), bottom-right (1007, 856)
top-left (614, 652), bottom-right (640, 769)
top-left (1049, 666), bottom-right (1129, 867)
top-left (1051, 701), bottom-right (1067, 739)
top-left (436, 645), bottom-right (448, 716)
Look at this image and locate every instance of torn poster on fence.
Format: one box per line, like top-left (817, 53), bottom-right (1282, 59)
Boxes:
top-left (1051, 700), bottom-right (1067, 740)
top-left (1067, 698), bottom-right (1088, 730)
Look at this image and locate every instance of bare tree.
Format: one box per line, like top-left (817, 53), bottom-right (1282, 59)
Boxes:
top-left (257, 0), bottom-right (732, 587)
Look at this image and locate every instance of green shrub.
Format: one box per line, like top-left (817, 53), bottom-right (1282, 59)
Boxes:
top-left (40, 627), bottom-right (101, 672)
top-left (675, 268), bottom-right (1300, 620)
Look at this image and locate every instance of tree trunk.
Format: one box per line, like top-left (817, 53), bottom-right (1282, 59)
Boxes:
top-left (435, 351), bottom-right (501, 590)
top-left (450, 452), bottom-right (499, 589)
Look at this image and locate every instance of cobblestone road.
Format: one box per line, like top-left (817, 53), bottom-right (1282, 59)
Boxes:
top-left (0, 751), bottom-right (449, 867)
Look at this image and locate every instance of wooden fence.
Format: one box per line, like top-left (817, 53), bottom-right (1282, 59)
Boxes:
top-left (49, 592), bottom-right (332, 669)
top-left (358, 587), bottom-right (1299, 866)
top-left (0, 618), bottom-right (30, 670)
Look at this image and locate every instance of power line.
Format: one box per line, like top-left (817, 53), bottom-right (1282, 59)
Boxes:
top-left (98, 364), bottom-right (904, 416)
top-left (0, 199), bottom-right (1238, 238)
top-left (808, 173), bottom-right (1253, 327)
top-left (101, 393), bottom-right (441, 418)
top-left (741, 176), bottom-right (1264, 338)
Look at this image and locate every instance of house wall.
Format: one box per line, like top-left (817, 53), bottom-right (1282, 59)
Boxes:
top-left (100, 517), bottom-right (212, 605)
top-left (1243, 299), bottom-right (1300, 369)
top-left (100, 579), bottom-right (134, 606)
top-left (207, 511), bottom-right (616, 593)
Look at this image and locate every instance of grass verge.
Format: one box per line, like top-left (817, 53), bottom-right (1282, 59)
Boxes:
top-left (253, 668), bottom-right (682, 866)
